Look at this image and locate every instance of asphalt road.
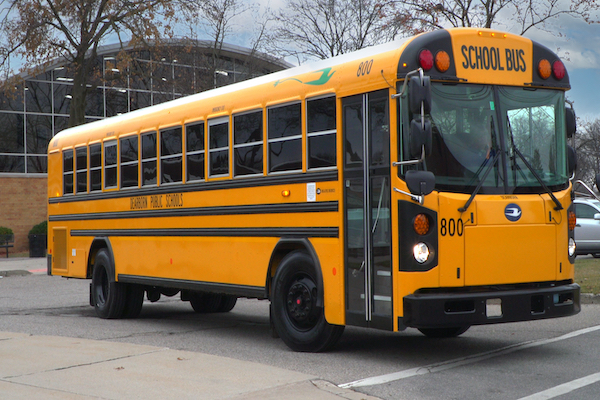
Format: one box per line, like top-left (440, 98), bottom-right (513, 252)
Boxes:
top-left (1, 273), bottom-right (599, 399)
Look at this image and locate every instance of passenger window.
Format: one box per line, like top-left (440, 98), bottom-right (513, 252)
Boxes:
top-left (104, 141), bottom-right (118, 189)
top-left (268, 103), bottom-right (302, 173)
top-left (307, 96), bottom-right (336, 169)
top-left (142, 132), bottom-right (157, 186)
top-left (208, 118), bottom-right (229, 177)
top-left (160, 126), bottom-right (183, 184)
top-left (120, 136), bottom-right (138, 188)
top-left (186, 122), bottom-right (205, 182)
top-left (63, 149), bottom-right (73, 195)
top-left (575, 204), bottom-right (598, 219)
top-left (234, 111), bottom-right (263, 176)
top-left (89, 143), bottom-right (102, 192)
top-left (75, 147), bottom-right (88, 193)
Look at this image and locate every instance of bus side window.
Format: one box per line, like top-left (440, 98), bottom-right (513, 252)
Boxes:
top-left (161, 126), bottom-right (183, 184)
top-left (267, 102), bottom-right (302, 173)
top-left (120, 135), bottom-right (139, 188)
top-left (185, 123), bottom-right (205, 182)
top-left (89, 143), bottom-right (102, 192)
top-left (142, 132), bottom-right (157, 186)
top-left (234, 110), bottom-right (263, 177)
top-left (307, 96), bottom-right (336, 169)
top-left (104, 141), bottom-right (118, 189)
top-left (63, 149), bottom-right (74, 195)
top-left (208, 118), bottom-right (229, 178)
top-left (75, 147), bottom-right (88, 193)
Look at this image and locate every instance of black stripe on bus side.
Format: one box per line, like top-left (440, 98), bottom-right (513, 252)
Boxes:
top-left (49, 170), bottom-right (338, 204)
top-left (49, 201), bottom-right (338, 222)
top-left (70, 227), bottom-right (339, 238)
top-left (117, 275), bottom-right (266, 299)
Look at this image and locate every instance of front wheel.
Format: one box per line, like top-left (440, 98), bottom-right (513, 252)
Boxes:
top-left (271, 251), bottom-right (344, 352)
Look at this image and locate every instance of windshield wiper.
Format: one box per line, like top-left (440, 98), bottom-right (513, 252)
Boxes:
top-left (458, 150), bottom-right (501, 213)
top-left (506, 118), bottom-right (563, 211)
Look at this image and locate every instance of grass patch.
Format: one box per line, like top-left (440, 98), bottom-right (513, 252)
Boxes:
top-left (575, 257), bottom-right (600, 294)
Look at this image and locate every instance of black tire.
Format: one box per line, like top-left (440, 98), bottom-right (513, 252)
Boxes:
top-left (91, 249), bottom-right (126, 319)
top-left (217, 295), bottom-right (237, 312)
top-left (418, 326), bottom-right (470, 338)
top-left (189, 292), bottom-right (222, 313)
top-left (271, 251), bottom-right (344, 352)
top-left (122, 284), bottom-right (144, 319)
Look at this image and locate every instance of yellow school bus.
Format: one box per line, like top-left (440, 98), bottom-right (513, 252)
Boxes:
top-left (47, 28), bottom-right (580, 352)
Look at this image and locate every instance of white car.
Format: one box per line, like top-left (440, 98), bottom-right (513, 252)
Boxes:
top-left (574, 197), bottom-right (600, 257)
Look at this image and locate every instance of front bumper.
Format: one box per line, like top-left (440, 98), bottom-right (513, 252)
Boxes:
top-left (402, 283), bottom-right (580, 328)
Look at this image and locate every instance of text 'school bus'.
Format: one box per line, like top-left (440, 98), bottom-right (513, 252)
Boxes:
top-left (47, 28), bottom-right (580, 352)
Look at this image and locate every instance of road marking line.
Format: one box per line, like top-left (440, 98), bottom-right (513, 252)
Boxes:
top-left (518, 372), bottom-right (600, 399)
top-left (339, 325), bottom-right (600, 389)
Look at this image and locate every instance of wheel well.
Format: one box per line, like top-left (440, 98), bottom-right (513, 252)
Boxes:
top-left (266, 238), bottom-right (323, 304)
top-left (87, 238), bottom-right (113, 279)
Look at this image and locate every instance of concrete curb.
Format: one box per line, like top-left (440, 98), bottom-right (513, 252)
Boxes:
top-left (0, 270), bottom-right (31, 277)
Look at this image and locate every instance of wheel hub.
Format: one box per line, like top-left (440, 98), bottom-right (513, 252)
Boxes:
top-left (286, 279), bottom-right (315, 324)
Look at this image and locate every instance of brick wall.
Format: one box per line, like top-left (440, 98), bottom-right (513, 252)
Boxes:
top-left (0, 175), bottom-right (47, 255)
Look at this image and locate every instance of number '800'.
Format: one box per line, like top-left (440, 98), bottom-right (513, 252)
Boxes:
top-left (440, 218), bottom-right (464, 237)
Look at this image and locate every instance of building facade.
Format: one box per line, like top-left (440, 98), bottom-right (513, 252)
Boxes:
top-left (0, 40), bottom-right (290, 254)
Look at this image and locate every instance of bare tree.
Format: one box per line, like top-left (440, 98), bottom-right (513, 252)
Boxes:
top-left (180, 0), bottom-right (270, 89)
top-left (265, 0), bottom-right (411, 64)
top-left (0, 0), bottom-right (176, 127)
top-left (573, 118), bottom-right (600, 190)
top-left (400, 0), bottom-right (599, 35)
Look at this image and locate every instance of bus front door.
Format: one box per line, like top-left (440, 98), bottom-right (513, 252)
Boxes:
top-left (343, 91), bottom-right (393, 330)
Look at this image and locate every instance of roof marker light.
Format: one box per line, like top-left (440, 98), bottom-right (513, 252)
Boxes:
top-left (435, 51), bottom-right (450, 73)
top-left (418, 49), bottom-right (434, 71)
top-left (553, 60), bottom-right (566, 80)
top-left (538, 59), bottom-right (551, 80)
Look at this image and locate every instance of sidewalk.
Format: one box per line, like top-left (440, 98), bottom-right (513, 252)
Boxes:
top-left (0, 332), bottom-right (377, 400)
top-left (0, 258), bottom-right (378, 400)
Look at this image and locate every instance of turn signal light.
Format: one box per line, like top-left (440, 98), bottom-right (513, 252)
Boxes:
top-left (568, 211), bottom-right (576, 231)
top-left (413, 213), bottom-right (430, 235)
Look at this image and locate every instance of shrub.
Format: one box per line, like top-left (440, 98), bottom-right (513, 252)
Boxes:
top-left (29, 221), bottom-right (47, 235)
top-left (0, 226), bottom-right (13, 236)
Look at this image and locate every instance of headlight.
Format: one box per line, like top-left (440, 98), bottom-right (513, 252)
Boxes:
top-left (568, 238), bottom-right (576, 257)
top-left (413, 242), bottom-right (430, 264)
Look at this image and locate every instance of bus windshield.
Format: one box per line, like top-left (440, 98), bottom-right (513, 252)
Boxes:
top-left (422, 83), bottom-right (569, 194)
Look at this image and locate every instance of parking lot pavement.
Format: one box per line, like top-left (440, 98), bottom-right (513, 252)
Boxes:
top-left (0, 257), bottom-right (46, 276)
top-left (0, 332), bottom-right (378, 400)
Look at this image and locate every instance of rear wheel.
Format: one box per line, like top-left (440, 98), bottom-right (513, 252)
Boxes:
top-left (189, 292), bottom-right (222, 313)
top-left (418, 326), bottom-right (470, 338)
top-left (217, 295), bottom-right (237, 312)
top-left (91, 249), bottom-right (126, 319)
top-left (271, 251), bottom-right (344, 352)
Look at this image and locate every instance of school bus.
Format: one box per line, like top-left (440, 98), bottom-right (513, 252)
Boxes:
top-left (47, 28), bottom-right (580, 352)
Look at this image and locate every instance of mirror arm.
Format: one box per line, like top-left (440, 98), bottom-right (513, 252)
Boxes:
top-left (392, 68), bottom-right (424, 99)
top-left (393, 145), bottom-right (426, 167)
top-left (393, 187), bottom-right (423, 204)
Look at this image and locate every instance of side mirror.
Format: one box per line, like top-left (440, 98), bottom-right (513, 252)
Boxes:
top-left (409, 76), bottom-right (431, 115)
top-left (409, 118), bottom-right (432, 158)
top-left (567, 145), bottom-right (577, 176)
top-left (595, 173), bottom-right (600, 192)
top-left (405, 170), bottom-right (435, 196)
top-left (566, 107), bottom-right (576, 138)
